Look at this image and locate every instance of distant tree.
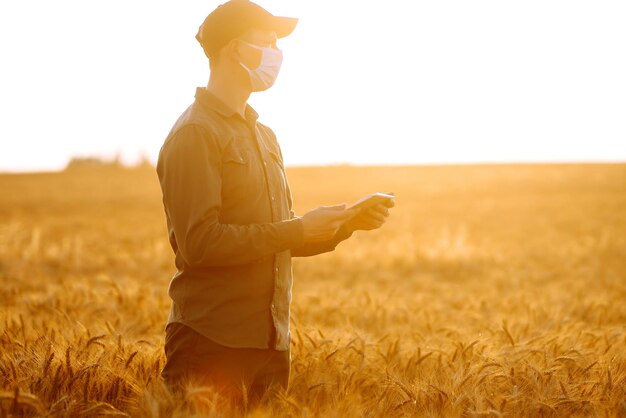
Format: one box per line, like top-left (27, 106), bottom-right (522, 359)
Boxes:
top-left (136, 151), bottom-right (154, 169)
top-left (65, 156), bottom-right (122, 170)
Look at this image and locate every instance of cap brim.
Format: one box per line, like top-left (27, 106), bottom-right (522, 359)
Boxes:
top-left (265, 16), bottom-right (298, 38)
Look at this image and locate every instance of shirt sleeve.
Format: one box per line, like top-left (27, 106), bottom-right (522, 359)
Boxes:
top-left (290, 220), bottom-right (354, 257)
top-left (157, 124), bottom-right (305, 267)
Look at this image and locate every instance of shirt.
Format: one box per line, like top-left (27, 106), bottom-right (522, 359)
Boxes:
top-left (156, 87), bottom-right (353, 351)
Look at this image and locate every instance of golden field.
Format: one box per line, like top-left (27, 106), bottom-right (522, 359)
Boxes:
top-left (0, 163), bottom-right (625, 417)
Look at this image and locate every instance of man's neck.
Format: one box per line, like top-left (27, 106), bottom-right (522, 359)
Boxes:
top-left (207, 71), bottom-right (251, 118)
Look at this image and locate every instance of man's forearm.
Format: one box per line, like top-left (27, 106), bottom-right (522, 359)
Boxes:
top-left (177, 217), bottom-right (305, 267)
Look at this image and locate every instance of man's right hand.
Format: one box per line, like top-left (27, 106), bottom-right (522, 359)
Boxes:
top-left (300, 204), bottom-right (355, 243)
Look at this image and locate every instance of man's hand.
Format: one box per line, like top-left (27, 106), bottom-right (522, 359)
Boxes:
top-left (344, 198), bottom-right (395, 232)
top-left (301, 204), bottom-right (355, 243)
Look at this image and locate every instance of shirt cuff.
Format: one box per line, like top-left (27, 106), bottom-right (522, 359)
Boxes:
top-left (277, 217), bottom-right (305, 250)
top-left (333, 223), bottom-right (354, 243)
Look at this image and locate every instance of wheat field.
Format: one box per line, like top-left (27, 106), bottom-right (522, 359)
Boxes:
top-left (0, 163), bottom-right (625, 417)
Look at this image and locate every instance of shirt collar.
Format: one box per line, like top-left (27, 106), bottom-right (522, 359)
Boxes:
top-left (195, 87), bottom-right (259, 125)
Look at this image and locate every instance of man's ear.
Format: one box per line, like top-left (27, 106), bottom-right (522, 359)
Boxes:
top-left (223, 39), bottom-right (242, 63)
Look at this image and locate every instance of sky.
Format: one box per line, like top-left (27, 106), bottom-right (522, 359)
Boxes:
top-left (1, 0), bottom-right (625, 172)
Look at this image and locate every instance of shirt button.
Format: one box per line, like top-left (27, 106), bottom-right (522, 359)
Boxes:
top-left (263, 161), bottom-right (267, 166)
top-left (275, 267), bottom-right (279, 272)
top-left (271, 303), bottom-right (275, 309)
top-left (271, 196), bottom-right (275, 201)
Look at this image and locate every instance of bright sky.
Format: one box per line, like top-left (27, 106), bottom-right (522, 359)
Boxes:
top-left (1, 1), bottom-right (625, 172)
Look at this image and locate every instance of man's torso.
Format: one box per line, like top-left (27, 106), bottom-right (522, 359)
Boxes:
top-left (156, 87), bottom-right (296, 350)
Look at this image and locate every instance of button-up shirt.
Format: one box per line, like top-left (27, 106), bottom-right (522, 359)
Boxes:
top-left (157, 87), bottom-right (352, 351)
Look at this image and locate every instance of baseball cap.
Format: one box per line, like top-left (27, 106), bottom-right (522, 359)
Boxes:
top-left (196, 0), bottom-right (298, 58)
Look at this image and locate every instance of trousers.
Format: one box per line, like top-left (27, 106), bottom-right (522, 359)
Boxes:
top-left (161, 322), bottom-right (290, 404)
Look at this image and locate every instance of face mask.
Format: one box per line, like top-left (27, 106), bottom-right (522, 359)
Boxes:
top-left (239, 41), bottom-right (283, 92)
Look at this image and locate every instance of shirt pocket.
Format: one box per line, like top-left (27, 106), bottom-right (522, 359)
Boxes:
top-left (267, 148), bottom-right (288, 203)
top-left (267, 148), bottom-right (287, 181)
top-left (267, 148), bottom-right (284, 170)
top-left (221, 145), bottom-right (254, 203)
top-left (222, 146), bottom-right (248, 165)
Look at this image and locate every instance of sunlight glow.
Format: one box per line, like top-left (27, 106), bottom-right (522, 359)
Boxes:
top-left (1, 0), bottom-right (625, 171)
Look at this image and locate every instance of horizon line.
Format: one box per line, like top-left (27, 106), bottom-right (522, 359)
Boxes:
top-left (1, 159), bottom-right (625, 175)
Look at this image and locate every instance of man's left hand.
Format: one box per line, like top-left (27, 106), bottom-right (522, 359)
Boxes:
top-left (344, 199), bottom-right (395, 232)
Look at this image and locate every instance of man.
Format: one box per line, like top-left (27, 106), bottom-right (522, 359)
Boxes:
top-left (157, 0), bottom-right (394, 405)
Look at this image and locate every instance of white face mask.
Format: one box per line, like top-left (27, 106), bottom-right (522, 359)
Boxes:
top-left (239, 41), bottom-right (283, 92)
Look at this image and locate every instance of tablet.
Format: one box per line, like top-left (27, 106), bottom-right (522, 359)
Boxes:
top-left (347, 192), bottom-right (395, 212)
